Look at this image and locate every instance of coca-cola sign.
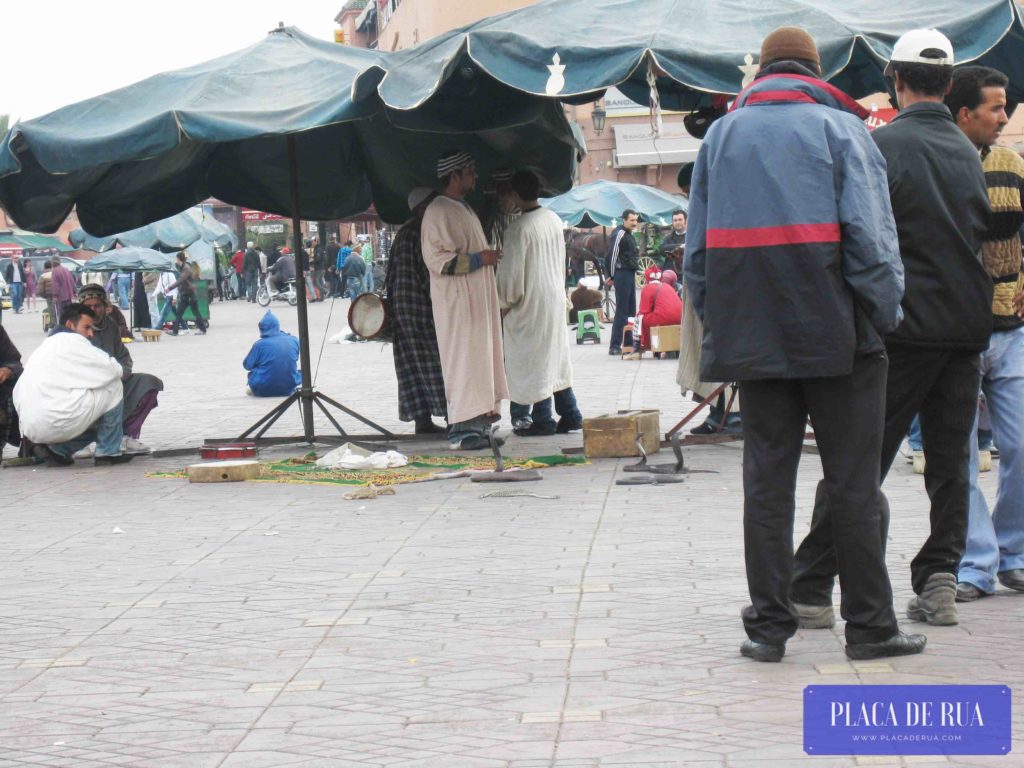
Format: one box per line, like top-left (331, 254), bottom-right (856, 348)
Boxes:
top-left (241, 209), bottom-right (286, 222)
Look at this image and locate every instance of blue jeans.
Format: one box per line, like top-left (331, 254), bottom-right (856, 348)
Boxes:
top-left (346, 277), bottom-right (362, 300)
top-left (447, 415), bottom-right (493, 445)
top-left (363, 265), bottom-right (375, 294)
top-left (153, 298), bottom-right (176, 329)
top-left (907, 414), bottom-right (923, 451)
top-left (511, 388), bottom-right (582, 430)
top-left (51, 399), bottom-right (125, 458)
top-left (117, 274), bottom-right (131, 310)
top-left (959, 326), bottom-right (1024, 592)
top-left (9, 282), bottom-right (24, 312)
top-left (609, 270), bottom-right (636, 351)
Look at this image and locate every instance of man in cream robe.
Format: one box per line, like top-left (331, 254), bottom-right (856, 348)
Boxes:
top-left (420, 150), bottom-right (509, 450)
top-left (497, 171), bottom-right (582, 436)
top-left (14, 302), bottom-right (132, 466)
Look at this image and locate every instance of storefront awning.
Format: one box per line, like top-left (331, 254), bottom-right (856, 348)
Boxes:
top-left (612, 123), bottom-right (702, 168)
top-left (0, 230), bottom-right (74, 251)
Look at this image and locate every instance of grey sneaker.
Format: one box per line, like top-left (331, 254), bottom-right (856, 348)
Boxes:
top-left (997, 569), bottom-right (1024, 592)
top-left (907, 573), bottom-right (958, 625)
top-left (955, 582), bottom-right (988, 602)
top-left (792, 602), bottom-right (836, 629)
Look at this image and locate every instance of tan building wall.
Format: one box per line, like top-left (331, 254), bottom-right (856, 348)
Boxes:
top-left (377, 0), bottom-right (539, 51)
top-left (335, 6), bottom-right (373, 49)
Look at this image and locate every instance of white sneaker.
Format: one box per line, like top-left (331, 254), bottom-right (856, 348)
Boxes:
top-left (979, 450), bottom-right (992, 473)
top-left (73, 442), bottom-right (96, 459)
top-left (912, 450), bottom-right (925, 475)
top-left (122, 437), bottom-right (152, 455)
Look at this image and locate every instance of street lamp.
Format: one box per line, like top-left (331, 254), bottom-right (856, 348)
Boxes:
top-left (591, 104), bottom-right (607, 136)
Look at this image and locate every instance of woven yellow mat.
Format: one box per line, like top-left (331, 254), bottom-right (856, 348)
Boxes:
top-left (147, 453), bottom-right (587, 487)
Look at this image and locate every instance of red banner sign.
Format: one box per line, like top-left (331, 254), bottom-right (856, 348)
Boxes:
top-left (865, 108), bottom-right (899, 131)
top-left (241, 209), bottom-right (286, 222)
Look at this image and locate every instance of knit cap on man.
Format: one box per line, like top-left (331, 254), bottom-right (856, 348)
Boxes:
top-left (759, 26), bottom-right (820, 70)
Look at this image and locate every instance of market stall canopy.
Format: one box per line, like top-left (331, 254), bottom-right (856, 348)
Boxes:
top-left (0, 229), bottom-right (74, 252)
top-left (540, 180), bottom-right (687, 229)
top-left (79, 247), bottom-right (177, 272)
top-left (353, 0), bottom-right (1024, 112)
top-left (69, 210), bottom-right (237, 253)
top-left (0, 25), bottom-right (581, 234)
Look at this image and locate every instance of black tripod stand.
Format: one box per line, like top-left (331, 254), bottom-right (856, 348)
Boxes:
top-left (229, 135), bottom-right (395, 445)
top-left (237, 388), bottom-right (394, 442)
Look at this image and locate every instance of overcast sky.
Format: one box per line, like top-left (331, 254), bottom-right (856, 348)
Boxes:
top-left (5, 1), bottom-right (343, 121)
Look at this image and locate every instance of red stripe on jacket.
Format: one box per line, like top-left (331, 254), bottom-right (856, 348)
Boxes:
top-left (742, 90), bottom-right (817, 107)
top-left (729, 74), bottom-right (870, 119)
top-left (707, 223), bottom-right (841, 248)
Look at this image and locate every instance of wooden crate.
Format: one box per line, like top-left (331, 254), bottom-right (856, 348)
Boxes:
top-left (650, 324), bottom-right (681, 353)
top-left (583, 410), bottom-right (661, 458)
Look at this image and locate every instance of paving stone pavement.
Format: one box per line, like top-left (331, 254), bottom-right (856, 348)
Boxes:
top-left (1, 302), bottom-right (1021, 767)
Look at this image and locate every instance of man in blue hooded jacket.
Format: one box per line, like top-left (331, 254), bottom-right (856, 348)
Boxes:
top-left (243, 311), bottom-right (301, 397)
top-left (685, 26), bottom-right (923, 663)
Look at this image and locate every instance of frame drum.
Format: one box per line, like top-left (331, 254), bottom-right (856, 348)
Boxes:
top-left (348, 292), bottom-right (392, 341)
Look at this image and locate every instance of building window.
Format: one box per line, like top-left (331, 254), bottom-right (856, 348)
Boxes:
top-left (379, 0), bottom-right (402, 30)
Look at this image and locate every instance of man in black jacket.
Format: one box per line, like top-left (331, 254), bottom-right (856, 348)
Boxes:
top-left (605, 209), bottom-right (640, 356)
top-left (3, 254), bottom-right (26, 314)
top-left (659, 209), bottom-right (687, 272)
top-left (243, 242), bottom-right (261, 303)
top-left (791, 29), bottom-right (992, 630)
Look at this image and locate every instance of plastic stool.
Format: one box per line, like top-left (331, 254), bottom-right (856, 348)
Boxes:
top-left (576, 308), bottom-right (602, 344)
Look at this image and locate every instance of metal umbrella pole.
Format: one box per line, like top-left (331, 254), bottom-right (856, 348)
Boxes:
top-left (234, 134), bottom-right (394, 445)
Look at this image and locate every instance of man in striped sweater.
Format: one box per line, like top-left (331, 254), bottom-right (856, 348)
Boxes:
top-left (946, 66), bottom-right (1024, 602)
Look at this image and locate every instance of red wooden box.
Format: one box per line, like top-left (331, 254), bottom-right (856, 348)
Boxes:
top-left (200, 442), bottom-right (258, 460)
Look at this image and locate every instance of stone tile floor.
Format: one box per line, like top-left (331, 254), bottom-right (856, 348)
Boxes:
top-left (0, 302), bottom-right (1020, 766)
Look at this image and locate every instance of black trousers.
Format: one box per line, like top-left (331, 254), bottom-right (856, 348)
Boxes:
top-left (791, 346), bottom-right (981, 602)
top-left (739, 353), bottom-right (897, 645)
top-left (171, 292), bottom-right (207, 333)
top-left (608, 269), bottom-right (636, 352)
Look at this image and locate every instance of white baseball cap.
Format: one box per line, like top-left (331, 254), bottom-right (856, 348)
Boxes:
top-left (884, 29), bottom-right (954, 76)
